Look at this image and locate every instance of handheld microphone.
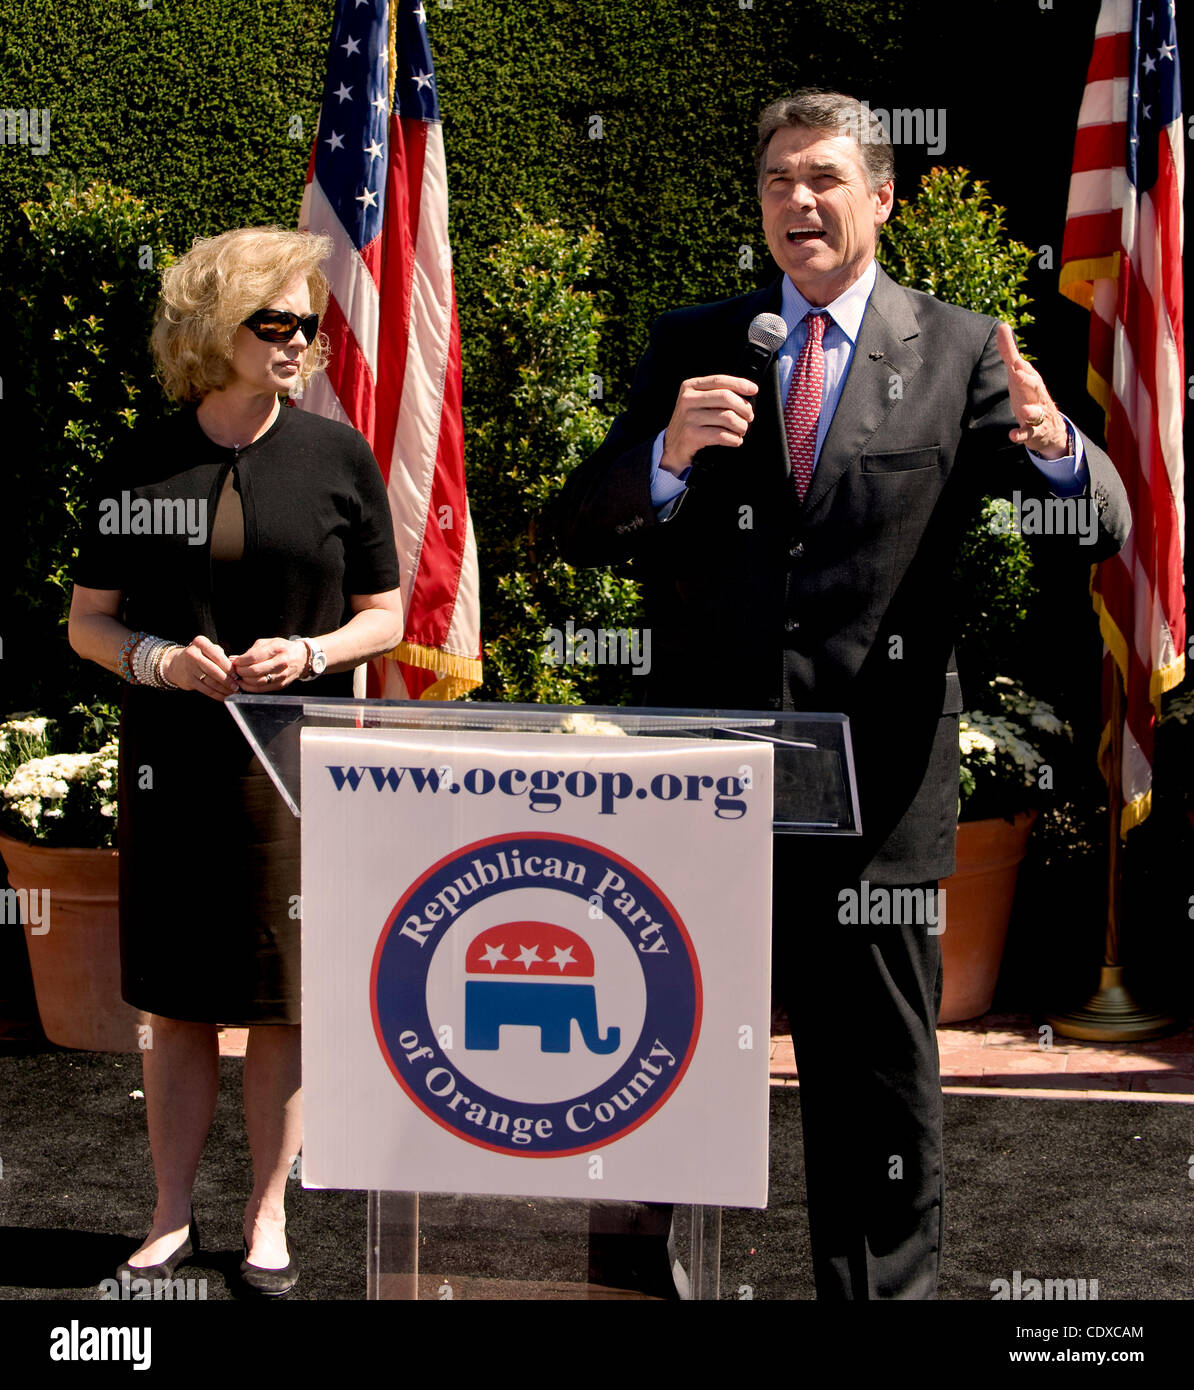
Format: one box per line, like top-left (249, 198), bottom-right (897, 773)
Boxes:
top-left (688, 313), bottom-right (788, 489)
top-left (743, 313), bottom-right (790, 482)
top-left (743, 313), bottom-right (788, 384)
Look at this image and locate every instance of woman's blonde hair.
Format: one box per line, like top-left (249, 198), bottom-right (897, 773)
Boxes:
top-left (151, 226), bottom-right (334, 403)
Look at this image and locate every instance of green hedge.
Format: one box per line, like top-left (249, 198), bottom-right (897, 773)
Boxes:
top-left (0, 0), bottom-right (329, 254)
top-left (0, 0), bottom-right (909, 408)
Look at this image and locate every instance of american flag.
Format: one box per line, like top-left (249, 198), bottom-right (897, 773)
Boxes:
top-left (298, 0), bottom-right (480, 699)
top-left (1060, 0), bottom-right (1184, 833)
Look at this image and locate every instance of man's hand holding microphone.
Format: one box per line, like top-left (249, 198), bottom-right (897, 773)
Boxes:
top-left (659, 313), bottom-right (788, 479)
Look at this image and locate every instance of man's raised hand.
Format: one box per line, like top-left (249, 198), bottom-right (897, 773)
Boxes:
top-left (996, 323), bottom-right (1069, 460)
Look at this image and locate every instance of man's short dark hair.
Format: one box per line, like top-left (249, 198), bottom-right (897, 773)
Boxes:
top-left (755, 90), bottom-right (895, 195)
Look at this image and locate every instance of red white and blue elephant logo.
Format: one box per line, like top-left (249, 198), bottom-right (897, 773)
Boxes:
top-left (371, 833), bottom-right (701, 1157)
top-left (463, 922), bottom-right (620, 1055)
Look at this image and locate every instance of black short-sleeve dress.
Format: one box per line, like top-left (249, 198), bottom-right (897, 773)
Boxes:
top-left (73, 403), bottom-right (400, 1023)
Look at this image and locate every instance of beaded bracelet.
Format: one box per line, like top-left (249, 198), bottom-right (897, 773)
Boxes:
top-left (152, 642), bottom-right (182, 690)
top-left (117, 630), bottom-right (149, 683)
top-left (131, 635), bottom-right (159, 687)
top-left (143, 638), bottom-right (175, 690)
top-left (122, 633), bottom-right (183, 689)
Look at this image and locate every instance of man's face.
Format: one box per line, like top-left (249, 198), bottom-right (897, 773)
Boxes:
top-left (759, 125), bottom-right (894, 306)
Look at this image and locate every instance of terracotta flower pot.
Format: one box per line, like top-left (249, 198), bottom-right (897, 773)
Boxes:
top-left (938, 811), bottom-right (1037, 1024)
top-left (0, 830), bottom-right (149, 1052)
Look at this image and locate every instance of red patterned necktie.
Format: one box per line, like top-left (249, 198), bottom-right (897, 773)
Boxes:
top-left (783, 311), bottom-right (828, 500)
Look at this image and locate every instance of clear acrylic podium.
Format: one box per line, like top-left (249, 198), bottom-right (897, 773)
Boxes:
top-left (229, 695), bottom-right (859, 1300)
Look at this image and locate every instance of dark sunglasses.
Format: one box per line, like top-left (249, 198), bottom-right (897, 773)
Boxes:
top-left (241, 309), bottom-right (320, 344)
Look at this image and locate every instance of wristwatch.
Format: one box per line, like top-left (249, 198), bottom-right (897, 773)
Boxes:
top-left (290, 636), bottom-right (327, 680)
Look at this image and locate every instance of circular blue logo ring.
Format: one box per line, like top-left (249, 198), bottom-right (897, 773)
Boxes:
top-left (371, 832), bottom-right (702, 1156)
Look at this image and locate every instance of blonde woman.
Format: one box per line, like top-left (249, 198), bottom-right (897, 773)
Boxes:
top-left (69, 227), bottom-right (403, 1296)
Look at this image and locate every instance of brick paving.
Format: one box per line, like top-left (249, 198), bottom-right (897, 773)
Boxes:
top-left (220, 1014), bottom-right (1194, 1102)
top-left (767, 1011), bottom-right (1194, 1102)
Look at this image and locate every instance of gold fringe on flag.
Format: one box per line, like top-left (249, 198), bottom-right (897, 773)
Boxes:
top-left (387, 639), bottom-right (483, 700)
top-left (1088, 570), bottom-right (1186, 837)
top-left (387, 2), bottom-right (397, 112)
top-left (1058, 252), bottom-right (1121, 312)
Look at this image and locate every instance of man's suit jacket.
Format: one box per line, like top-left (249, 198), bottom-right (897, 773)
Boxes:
top-left (556, 267), bottom-right (1131, 883)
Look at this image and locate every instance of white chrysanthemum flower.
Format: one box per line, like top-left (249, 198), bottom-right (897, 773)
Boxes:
top-left (557, 712), bottom-right (627, 737)
top-left (4, 752), bottom-right (96, 801)
top-left (1162, 690), bottom-right (1194, 726)
top-left (0, 716), bottom-right (52, 739)
top-left (1028, 708), bottom-right (1067, 737)
top-left (958, 722), bottom-right (998, 757)
top-left (2, 739), bottom-right (120, 845)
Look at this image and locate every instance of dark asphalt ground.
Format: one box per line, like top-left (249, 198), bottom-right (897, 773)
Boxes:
top-left (1, 1046), bottom-right (1190, 1304)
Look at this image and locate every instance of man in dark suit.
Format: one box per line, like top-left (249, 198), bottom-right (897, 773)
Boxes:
top-left (557, 90), bottom-right (1131, 1299)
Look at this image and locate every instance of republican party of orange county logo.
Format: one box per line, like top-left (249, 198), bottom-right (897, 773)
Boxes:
top-left (370, 832), bottom-right (701, 1156)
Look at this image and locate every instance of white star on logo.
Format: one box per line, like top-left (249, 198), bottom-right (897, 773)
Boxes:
top-left (412, 71), bottom-right (434, 91)
top-left (324, 131), bottom-right (345, 152)
top-left (364, 139), bottom-right (383, 160)
top-left (480, 942), bottom-right (507, 969)
top-left (341, 35), bottom-right (361, 58)
top-left (516, 944), bottom-right (542, 970)
top-left (1142, 53), bottom-right (1157, 74)
top-left (356, 187), bottom-right (378, 209)
top-left (334, 82), bottom-right (353, 103)
top-left (1142, 103), bottom-right (1152, 120)
top-left (1158, 42), bottom-right (1175, 62)
top-left (414, 3), bottom-right (427, 22)
top-left (371, 92), bottom-right (389, 114)
top-left (550, 946), bottom-right (576, 972)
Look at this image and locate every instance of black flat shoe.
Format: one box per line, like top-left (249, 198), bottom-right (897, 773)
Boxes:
top-left (239, 1237), bottom-right (298, 1297)
top-left (116, 1214), bottom-right (199, 1284)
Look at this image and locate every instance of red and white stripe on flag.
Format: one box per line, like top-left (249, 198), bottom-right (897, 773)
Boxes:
top-left (297, 0), bottom-right (480, 701)
top-left (1060, 0), bottom-right (1184, 833)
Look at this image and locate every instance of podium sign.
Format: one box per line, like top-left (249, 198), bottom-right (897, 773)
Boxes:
top-left (301, 726), bottom-right (773, 1208)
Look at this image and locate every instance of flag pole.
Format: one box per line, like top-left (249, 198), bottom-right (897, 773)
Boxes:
top-left (1045, 666), bottom-right (1179, 1041)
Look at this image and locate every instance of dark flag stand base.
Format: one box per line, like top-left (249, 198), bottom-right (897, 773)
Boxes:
top-left (1047, 672), bottom-right (1186, 1044)
top-left (1045, 964), bottom-right (1182, 1043)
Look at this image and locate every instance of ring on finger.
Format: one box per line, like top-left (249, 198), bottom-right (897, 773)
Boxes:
top-left (198, 673), bottom-right (207, 683)
top-left (263, 672), bottom-right (274, 685)
top-left (1026, 409), bottom-right (1046, 428)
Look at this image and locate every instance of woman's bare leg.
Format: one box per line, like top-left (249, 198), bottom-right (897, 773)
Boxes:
top-left (126, 1015), bottom-right (219, 1267)
top-left (241, 1023), bottom-right (301, 1268)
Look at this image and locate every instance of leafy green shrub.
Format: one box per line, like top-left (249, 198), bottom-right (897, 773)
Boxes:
top-left (879, 166), bottom-right (1036, 338)
top-left (952, 499), bottom-right (1038, 693)
top-left (4, 180), bottom-right (175, 714)
top-left (463, 211), bottom-right (642, 704)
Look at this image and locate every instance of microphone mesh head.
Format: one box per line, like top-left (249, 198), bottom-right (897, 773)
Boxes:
top-left (748, 313), bottom-right (788, 353)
